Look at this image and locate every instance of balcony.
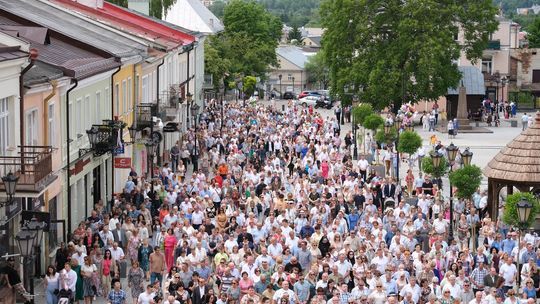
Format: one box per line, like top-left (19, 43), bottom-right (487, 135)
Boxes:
top-left (135, 103), bottom-right (158, 129)
top-left (0, 146), bottom-right (56, 193)
top-left (486, 40), bottom-right (501, 50)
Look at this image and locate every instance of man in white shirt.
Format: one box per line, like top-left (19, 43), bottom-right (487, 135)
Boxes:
top-left (357, 155), bottom-right (370, 181)
top-left (110, 242), bottom-right (127, 278)
top-left (499, 256), bottom-right (517, 292)
top-left (432, 212), bottom-right (448, 235)
top-left (272, 280), bottom-right (296, 304)
top-left (71, 249), bottom-right (86, 266)
top-left (61, 262), bottom-right (78, 294)
top-left (137, 285), bottom-right (155, 304)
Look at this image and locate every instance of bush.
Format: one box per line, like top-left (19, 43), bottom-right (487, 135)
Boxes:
top-left (352, 104), bottom-right (374, 125)
top-left (448, 165), bottom-right (482, 199)
top-left (374, 126), bottom-right (397, 145)
top-left (502, 192), bottom-right (540, 229)
top-left (363, 113), bottom-right (384, 131)
top-left (422, 154), bottom-right (448, 178)
top-left (397, 131), bottom-right (422, 154)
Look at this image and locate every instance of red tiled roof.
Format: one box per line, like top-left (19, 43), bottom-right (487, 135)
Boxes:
top-left (51, 0), bottom-right (195, 51)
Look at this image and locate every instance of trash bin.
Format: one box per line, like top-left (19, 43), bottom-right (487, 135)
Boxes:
top-left (510, 120), bottom-right (518, 128)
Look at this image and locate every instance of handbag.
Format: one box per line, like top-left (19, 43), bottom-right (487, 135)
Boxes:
top-left (53, 289), bottom-right (59, 295)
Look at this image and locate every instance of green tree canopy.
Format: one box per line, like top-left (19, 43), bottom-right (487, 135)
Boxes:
top-left (288, 26), bottom-right (303, 44)
top-left (397, 131), bottom-right (422, 154)
top-left (448, 165), bottom-right (483, 199)
top-left (363, 113), bottom-right (384, 131)
top-left (305, 51), bottom-right (329, 90)
top-left (352, 104), bottom-right (373, 125)
top-left (374, 126), bottom-right (397, 145)
top-left (502, 192), bottom-right (540, 229)
top-left (422, 154), bottom-right (449, 179)
top-left (527, 16), bottom-right (540, 48)
top-left (205, 0), bottom-right (282, 90)
top-left (320, 0), bottom-right (498, 110)
top-left (107, 0), bottom-right (176, 19)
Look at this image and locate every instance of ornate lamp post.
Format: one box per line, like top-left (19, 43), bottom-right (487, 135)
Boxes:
top-left (278, 74), bottom-right (282, 99)
top-left (352, 114), bottom-right (358, 160)
top-left (392, 115), bottom-right (403, 180)
top-left (15, 216), bottom-right (45, 304)
top-left (1, 172), bottom-right (19, 207)
top-left (517, 197), bottom-right (533, 286)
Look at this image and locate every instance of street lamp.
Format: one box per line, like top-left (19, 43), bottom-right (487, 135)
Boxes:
top-left (186, 92), bottom-right (193, 127)
top-left (517, 197), bottom-right (533, 286)
top-left (86, 126), bottom-right (99, 148)
top-left (388, 115), bottom-right (403, 180)
top-left (292, 77), bottom-right (295, 94)
top-left (128, 124), bottom-right (137, 144)
top-left (430, 150), bottom-right (443, 168)
top-left (461, 148), bottom-right (473, 166)
top-left (352, 114), bottom-right (358, 160)
top-left (278, 74), bottom-right (282, 99)
top-left (384, 121), bottom-right (393, 135)
top-left (16, 229), bottom-right (37, 303)
top-left (1, 171), bottom-right (19, 206)
top-left (446, 142), bottom-right (459, 241)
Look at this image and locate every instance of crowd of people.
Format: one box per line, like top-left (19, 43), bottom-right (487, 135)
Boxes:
top-left (42, 99), bottom-right (539, 304)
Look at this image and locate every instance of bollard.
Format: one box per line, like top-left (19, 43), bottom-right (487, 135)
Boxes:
top-left (282, 104), bottom-right (285, 112)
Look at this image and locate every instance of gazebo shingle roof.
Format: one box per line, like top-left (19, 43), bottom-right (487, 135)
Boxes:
top-left (484, 112), bottom-right (540, 182)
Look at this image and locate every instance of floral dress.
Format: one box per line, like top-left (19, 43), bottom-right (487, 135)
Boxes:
top-left (128, 236), bottom-right (140, 262)
top-left (128, 267), bottom-right (145, 299)
top-left (139, 245), bottom-right (152, 272)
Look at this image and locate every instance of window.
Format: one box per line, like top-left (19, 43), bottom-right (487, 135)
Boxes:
top-left (95, 91), bottom-right (101, 124)
top-left (122, 80), bottom-right (127, 114)
top-left (25, 108), bottom-right (38, 145)
top-left (128, 77), bottom-right (132, 111)
top-left (482, 58), bottom-right (492, 74)
top-left (142, 75), bottom-right (149, 103)
top-left (76, 98), bottom-right (82, 136)
top-left (0, 97), bottom-right (9, 155)
top-left (533, 70), bottom-right (540, 83)
top-left (287, 74), bottom-right (293, 81)
top-left (48, 103), bottom-right (55, 147)
top-left (114, 83), bottom-right (119, 116)
top-left (135, 74), bottom-right (140, 104)
top-left (105, 87), bottom-right (109, 117)
top-left (84, 95), bottom-right (90, 133)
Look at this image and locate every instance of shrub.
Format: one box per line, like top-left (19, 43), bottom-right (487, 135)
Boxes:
top-left (397, 131), bottom-right (422, 154)
top-left (363, 113), bottom-right (384, 131)
top-left (352, 104), bottom-right (374, 125)
top-left (448, 165), bottom-right (483, 199)
top-left (422, 154), bottom-right (449, 178)
top-left (374, 126), bottom-right (397, 145)
top-left (502, 192), bottom-right (540, 229)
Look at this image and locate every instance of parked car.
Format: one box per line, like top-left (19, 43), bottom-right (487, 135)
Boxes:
top-left (317, 90), bottom-right (332, 101)
top-left (298, 90), bottom-right (321, 99)
top-left (296, 95), bottom-right (320, 107)
top-left (282, 91), bottom-right (296, 100)
top-left (315, 98), bottom-right (333, 109)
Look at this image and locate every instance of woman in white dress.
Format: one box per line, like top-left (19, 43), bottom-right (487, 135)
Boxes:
top-left (45, 265), bottom-right (60, 304)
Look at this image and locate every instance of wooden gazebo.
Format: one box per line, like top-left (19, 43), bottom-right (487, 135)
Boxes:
top-left (484, 112), bottom-right (540, 220)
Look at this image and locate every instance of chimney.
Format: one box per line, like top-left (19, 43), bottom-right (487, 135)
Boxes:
top-left (75, 0), bottom-right (104, 9)
top-left (128, 0), bottom-right (150, 15)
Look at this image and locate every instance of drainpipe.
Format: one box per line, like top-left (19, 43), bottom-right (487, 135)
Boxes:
top-left (43, 80), bottom-right (58, 146)
top-left (19, 49), bottom-right (38, 172)
top-left (110, 66), bottom-right (121, 207)
top-left (66, 79), bottom-right (78, 236)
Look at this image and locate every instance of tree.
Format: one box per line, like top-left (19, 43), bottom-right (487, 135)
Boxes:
top-left (397, 131), bottom-right (422, 155)
top-left (204, 38), bottom-right (231, 92)
top-left (422, 155), bottom-right (449, 179)
top-left (305, 51), bottom-right (329, 89)
top-left (243, 76), bottom-right (257, 96)
top-left (320, 0), bottom-right (498, 110)
top-left (448, 165), bottom-right (483, 199)
top-left (363, 114), bottom-right (384, 131)
top-left (527, 16), bottom-right (540, 48)
top-left (374, 126), bottom-right (397, 145)
top-left (218, 0), bottom-right (282, 78)
top-left (209, 0), bottom-right (226, 19)
top-left (502, 192), bottom-right (540, 229)
top-left (288, 26), bottom-right (303, 44)
top-left (107, 0), bottom-right (176, 19)
top-left (352, 104), bottom-right (373, 126)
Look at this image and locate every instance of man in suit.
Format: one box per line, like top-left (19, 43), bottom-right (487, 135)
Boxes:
top-left (483, 267), bottom-right (502, 289)
top-left (112, 222), bottom-right (127, 249)
top-left (382, 178), bottom-right (397, 200)
top-left (191, 277), bottom-right (209, 304)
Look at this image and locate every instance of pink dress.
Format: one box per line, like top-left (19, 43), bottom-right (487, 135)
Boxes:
top-left (238, 278), bottom-right (253, 296)
top-left (321, 162), bottom-right (329, 179)
top-left (128, 236), bottom-right (140, 261)
top-left (164, 235), bottom-right (177, 272)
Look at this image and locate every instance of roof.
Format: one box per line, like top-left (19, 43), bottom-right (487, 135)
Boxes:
top-left (277, 46), bottom-right (309, 69)
top-left (306, 36), bottom-right (321, 47)
top-left (447, 66), bottom-right (485, 95)
top-left (23, 61), bottom-right (63, 86)
top-left (164, 0), bottom-right (224, 34)
top-left (0, 43), bottom-right (27, 62)
top-left (484, 112), bottom-right (540, 183)
top-left (0, 0), bottom-right (147, 58)
top-left (50, 0), bottom-right (195, 51)
top-left (0, 23), bottom-right (120, 80)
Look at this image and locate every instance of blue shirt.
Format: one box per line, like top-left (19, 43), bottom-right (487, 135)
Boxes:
top-left (108, 289), bottom-right (127, 304)
top-left (294, 280), bottom-right (311, 301)
top-left (501, 239), bottom-right (515, 255)
top-left (384, 279), bottom-right (399, 296)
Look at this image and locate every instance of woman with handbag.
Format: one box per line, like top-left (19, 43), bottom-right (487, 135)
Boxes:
top-left (81, 256), bottom-right (97, 304)
top-left (45, 265), bottom-right (60, 304)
